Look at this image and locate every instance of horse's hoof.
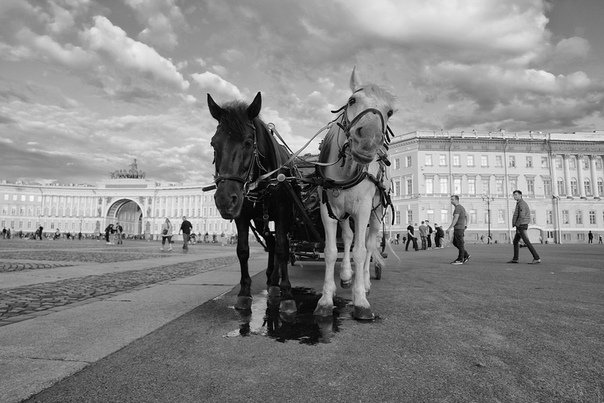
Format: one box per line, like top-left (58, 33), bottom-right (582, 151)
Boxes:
top-left (340, 279), bottom-right (352, 289)
top-left (353, 306), bottom-right (374, 321)
top-left (267, 286), bottom-right (281, 299)
top-left (313, 304), bottom-right (334, 317)
top-left (279, 299), bottom-right (297, 316)
top-left (235, 296), bottom-right (252, 311)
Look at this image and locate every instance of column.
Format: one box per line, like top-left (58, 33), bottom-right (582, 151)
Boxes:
top-left (590, 155), bottom-right (599, 199)
top-left (562, 154), bottom-right (571, 198)
top-left (550, 154), bottom-right (558, 197)
top-left (577, 154), bottom-right (586, 198)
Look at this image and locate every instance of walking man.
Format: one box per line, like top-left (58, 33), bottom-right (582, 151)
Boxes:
top-left (179, 216), bottom-right (193, 252)
top-left (508, 190), bottom-right (541, 264)
top-left (426, 220), bottom-right (433, 248)
top-left (588, 230), bottom-right (593, 244)
top-left (419, 221), bottom-right (428, 250)
top-left (405, 223), bottom-right (418, 251)
top-left (446, 195), bottom-right (470, 265)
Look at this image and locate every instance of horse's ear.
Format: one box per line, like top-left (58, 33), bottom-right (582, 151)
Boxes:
top-left (207, 94), bottom-right (223, 121)
top-left (247, 92), bottom-right (262, 120)
top-left (350, 66), bottom-right (361, 92)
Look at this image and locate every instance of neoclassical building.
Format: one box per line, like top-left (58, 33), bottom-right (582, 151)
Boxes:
top-left (0, 161), bottom-right (232, 239)
top-left (2, 133), bottom-right (604, 243)
top-left (386, 130), bottom-right (604, 244)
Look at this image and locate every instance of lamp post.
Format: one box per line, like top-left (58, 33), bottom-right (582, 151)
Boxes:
top-left (482, 194), bottom-right (494, 243)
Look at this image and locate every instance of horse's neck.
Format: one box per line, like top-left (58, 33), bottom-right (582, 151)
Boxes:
top-left (320, 125), bottom-right (364, 182)
top-left (254, 119), bottom-right (290, 173)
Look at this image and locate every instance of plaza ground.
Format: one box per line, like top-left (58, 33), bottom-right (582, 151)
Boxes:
top-left (0, 239), bottom-right (602, 402)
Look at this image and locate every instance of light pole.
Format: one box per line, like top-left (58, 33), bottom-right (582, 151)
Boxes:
top-left (482, 194), bottom-right (494, 243)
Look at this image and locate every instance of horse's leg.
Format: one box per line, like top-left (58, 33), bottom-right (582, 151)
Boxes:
top-left (258, 217), bottom-right (279, 301)
top-left (276, 203), bottom-right (296, 315)
top-left (234, 218), bottom-right (252, 310)
top-left (314, 202), bottom-right (338, 317)
top-left (363, 205), bottom-right (382, 295)
top-left (339, 217), bottom-right (354, 288)
top-left (352, 206), bottom-right (374, 320)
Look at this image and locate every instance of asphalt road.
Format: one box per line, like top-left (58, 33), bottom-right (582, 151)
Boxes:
top-left (14, 241), bottom-right (603, 403)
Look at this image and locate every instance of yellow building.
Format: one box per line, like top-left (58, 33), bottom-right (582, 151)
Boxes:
top-left (387, 130), bottom-right (604, 244)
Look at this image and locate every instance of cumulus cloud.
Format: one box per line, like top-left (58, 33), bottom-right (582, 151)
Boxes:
top-left (81, 16), bottom-right (189, 90)
top-left (191, 71), bottom-right (243, 100)
top-left (125, 0), bottom-right (185, 50)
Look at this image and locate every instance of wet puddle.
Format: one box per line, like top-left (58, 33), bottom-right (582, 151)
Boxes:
top-left (224, 287), bottom-right (353, 344)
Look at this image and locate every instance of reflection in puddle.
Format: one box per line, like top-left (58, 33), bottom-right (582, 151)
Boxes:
top-left (225, 287), bottom-right (350, 345)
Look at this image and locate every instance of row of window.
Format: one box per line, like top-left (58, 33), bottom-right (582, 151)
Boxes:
top-left (389, 209), bottom-right (604, 227)
top-left (391, 154), bottom-right (604, 170)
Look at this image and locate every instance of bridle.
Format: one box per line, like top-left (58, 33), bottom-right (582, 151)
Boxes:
top-left (212, 121), bottom-right (265, 196)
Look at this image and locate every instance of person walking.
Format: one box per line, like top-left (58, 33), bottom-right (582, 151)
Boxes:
top-left (179, 216), bottom-right (193, 252)
top-left (507, 190), bottom-right (541, 264)
top-left (104, 224), bottom-right (114, 244)
top-left (419, 221), bottom-right (428, 250)
top-left (599, 234), bottom-right (603, 244)
top-left (446, 195), bottom-right (470, 265)
top-left (434, 223), bottom-right (443, 248)
top-left (426, 220), bottom-right (433, 248)
top-left (37, 226), bottom-right (44, 240)
top-left (588, 231), bottom-right (593, 244)
top-left (161, 218), bottom-right (173, 252)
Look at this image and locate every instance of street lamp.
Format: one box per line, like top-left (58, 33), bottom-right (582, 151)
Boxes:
top-left (481, 194), bottom-right (495, 243)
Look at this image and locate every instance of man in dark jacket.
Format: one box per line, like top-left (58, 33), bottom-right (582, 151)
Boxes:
top-left (179, 216), bottom-right (193, 252)
top-left (508, 190), bottom-right (541, 264)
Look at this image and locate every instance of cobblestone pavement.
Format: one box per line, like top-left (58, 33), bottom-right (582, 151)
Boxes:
top-left (0, 250), bottom-right (171, 263)
top-left (0, 255), bottom-right (238, 327)
top-left (0, 262), bottom-right (74, 272)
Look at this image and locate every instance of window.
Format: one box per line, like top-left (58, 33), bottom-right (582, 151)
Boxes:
top-left (3, 194), bottom-right (7, 200)
top-left (395, 210), bottom-right (401, 225)
top-left (546, 210), bottom-right (553, 224)
top-left (394, 180), bottom-right (401, 196)
top-left (12, 195), bottom-right (17, 201)
top-left (589, 210), bottom-right (596, 225)
top-left (405, 156), bottom-right (412, 168)
top-left (598, 179), bottom-right (603, 196)
top-left (526, 157), bottom-right (533, 168)
top-left (557, 178), bottom-right (565, 196)
top-left (541, 157), bottom-right (549, 168)
top-left (596, 158), bottom-right (603, 169)
top-left (425, 178), bottom-right (434, 194)
top-left (575, 210), bottom-right (583, 224)
top-left (439, 154), bottom-right (446, 166)
top-left (570, 179), bottom-right (578, 196)
top-left (527, 178), bottom-right (535, 195)
top-left (406, 178), bottom-right (413, 195)
top-left (453, 178), bottom-right (461, 195)
top-left (508, 156), bottom-right (516, 168)
top-left (531, 210), bottom-right (536, 224)
top-left (543, 179), bottom-right (552, 196)
top-left (394, 158), bottom-right (400, 169)
top-left (481, 155), bottom-right (488, 167)
top-left (584, 179), bottom-right (592, 196)
top-left (582, 157), bottom-right (589, 169)
top-left (569, 158), bottom-right (576, 169)
top-left (407, 210), bottom-right (413, 224)
top-left (440, 209), bottom-right (448, 224)
top-left (469, 209), bottom-right (476, 224)
top-left (562, 210), bottom-right (569, 224)
top-left (495, 156), bottom-right (503, 167)
top-left (497, 209), bottom-right (505, 224)
top-left (21, 195), bottom-right (26, 201)
top-left (468, 178), bottom-right (476, 195)
top-left (509, 178), bottom-right (517, 191)
top-left (29, 195), bottom-right (34, 202)
top-left (555, 157), bottom-right (563, 169)
top-left (425, 154), bottom-right (433, 166)
top-left (482, 178), bottom-right (490, 194)
top-left (453, 155), bottom-right (460, 167)
top-left (496, 179), bottom-right (504, 196)
top-left (467, 155), bottom-right (475, 167)
top-left (439, 178), bottom-right (448, 194)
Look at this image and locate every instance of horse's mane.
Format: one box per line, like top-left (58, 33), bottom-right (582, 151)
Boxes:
top-left (218, 101), bottom-right (257, 139)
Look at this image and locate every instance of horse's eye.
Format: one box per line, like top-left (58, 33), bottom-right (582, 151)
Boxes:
top-left (387, 110), bottom-right (393, 118)
top-left (348, 97), bottom-right (356, 106)
top-left (244, 140), bottom-right (253, 148)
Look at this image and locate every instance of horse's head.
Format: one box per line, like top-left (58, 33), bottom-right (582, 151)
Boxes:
top-left (207, 92), bottom-right (262, 219)
top-left (342, 67), bottom-right (395, 164)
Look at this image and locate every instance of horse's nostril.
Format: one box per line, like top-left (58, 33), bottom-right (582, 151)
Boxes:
top-left (231, 194), bottom-right (238, 206)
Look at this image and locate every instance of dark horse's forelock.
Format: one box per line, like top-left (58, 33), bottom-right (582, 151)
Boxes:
top-left (217, 101), bottom-right (257, 139)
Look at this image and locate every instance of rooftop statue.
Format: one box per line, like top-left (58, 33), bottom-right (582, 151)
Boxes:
top-left (110, 159), bottom-right (146, 179)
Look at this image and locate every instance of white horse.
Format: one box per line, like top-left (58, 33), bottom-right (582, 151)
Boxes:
top-left (314, 68), bottom-right (395, 320)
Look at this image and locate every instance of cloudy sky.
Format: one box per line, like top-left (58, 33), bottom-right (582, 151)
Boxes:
top-left (1, 0), bottom-right (603, 185)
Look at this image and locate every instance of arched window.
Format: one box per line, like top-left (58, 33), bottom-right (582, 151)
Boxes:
top-left (570, 178), bottom-right (578, 196)
top-left (584, 179), bottom-right (592, 196)
top-left (598, 178), bottom-right (603, 196)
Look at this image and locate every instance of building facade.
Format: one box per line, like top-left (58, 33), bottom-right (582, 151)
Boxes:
top-left (386, 130), bottom-right (604, 244)
top-left (0, 177), bottom-right (232, 240)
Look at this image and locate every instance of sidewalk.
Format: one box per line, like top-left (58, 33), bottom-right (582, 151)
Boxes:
top-left (0, 242), bottom-right (265, 403)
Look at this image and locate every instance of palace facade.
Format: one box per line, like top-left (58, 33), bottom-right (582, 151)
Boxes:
top-left (386, 130), bottom-right (604, 244)
top-left (2, 132), bottom-right (604, 243)
top-left (0, 177), bottom-right (232, 239)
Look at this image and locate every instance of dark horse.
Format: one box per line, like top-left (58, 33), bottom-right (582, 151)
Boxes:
top-left (207, 92), bottom-right (296, 314)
